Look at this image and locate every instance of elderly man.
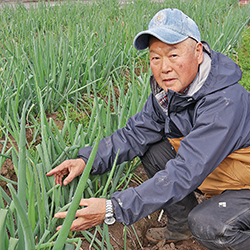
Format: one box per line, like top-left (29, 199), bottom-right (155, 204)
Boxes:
top-left (47, 8), bottom-right (250, 249)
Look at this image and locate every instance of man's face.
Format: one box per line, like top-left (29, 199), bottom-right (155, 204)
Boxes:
top-left (149, 37), bottom-right (203, 93)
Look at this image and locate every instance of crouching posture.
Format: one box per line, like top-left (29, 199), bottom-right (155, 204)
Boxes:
top-left (47, 8), bottom-right (250, 250)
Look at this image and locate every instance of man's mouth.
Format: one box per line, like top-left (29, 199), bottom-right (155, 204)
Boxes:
top-left (163, 78), bottom-right (176, 83)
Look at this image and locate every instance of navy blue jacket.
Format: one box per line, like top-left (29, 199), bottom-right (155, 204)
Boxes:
top-left (78, 42), bottom-right (250, 225)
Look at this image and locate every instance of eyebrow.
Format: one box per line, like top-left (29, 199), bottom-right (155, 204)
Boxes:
top-left (149, 46), bottom-right (178, 54)
top-left (149, 49), bottom-right (158, 53)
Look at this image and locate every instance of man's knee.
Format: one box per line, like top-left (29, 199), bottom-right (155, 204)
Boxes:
top-left (188, 201), bottom-right (250, 250)
top-left (140, 139), bottom-right (176, 178)
top-left (188, 204), bottom-right (216, 241)
top-left (188, 207), bottom-right (227, 249)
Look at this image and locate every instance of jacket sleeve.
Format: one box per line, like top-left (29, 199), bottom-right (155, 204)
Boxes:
top-left (77, 93), bottom-right (166, 175)
top-left (111, 88), bottom-right (249, 225)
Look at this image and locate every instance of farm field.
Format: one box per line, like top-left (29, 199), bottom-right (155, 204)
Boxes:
top-left (0, 0), bottom-right (249, 249)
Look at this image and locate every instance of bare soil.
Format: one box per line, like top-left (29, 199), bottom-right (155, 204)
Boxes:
top-left (0, 137), bottom-right (18, 201)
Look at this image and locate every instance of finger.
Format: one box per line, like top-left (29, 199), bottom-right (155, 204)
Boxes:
top-left (75, 208), bottom-right (87, 218)
top-left (46, 169), bottom-right (55, 176)
top-left (55, 217), bottom-right (87, 232)
top-left (46, 161), bottom-right (69, 176)
top-left (69, 217), bottom-right (86, 231)
top-left (54, 211), bottom-right (67, 219)
top-left (70, 218), bottom-right (96, 232)
top-left (54, 174), bottom-right (61, 186)
top-left (79, 199), bottom-right (90, 207)
top-left (63, 160), bottom-right (85, 185)
top-left (71, 217), bottom-right (103, 231)
top-left (46, 166), bottom-right (62, 176)
top-left (63, 171), bottom-right (76, 185)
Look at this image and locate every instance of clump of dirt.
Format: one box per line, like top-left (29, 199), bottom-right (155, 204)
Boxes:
top-left (0, 137), bottom-right (18, 200)
top-left (0, 157), bottom-right (17, 189)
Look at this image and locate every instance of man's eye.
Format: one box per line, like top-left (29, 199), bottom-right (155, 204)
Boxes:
top-left (171, 54), bottom-right (177, 58)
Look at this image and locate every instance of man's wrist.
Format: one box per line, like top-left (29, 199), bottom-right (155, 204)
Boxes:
top-left (104, 199), bottom-right (116, 225)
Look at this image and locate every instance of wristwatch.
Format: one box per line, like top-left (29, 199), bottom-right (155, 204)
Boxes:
top-left (104, 200), bottom-right (116, 225)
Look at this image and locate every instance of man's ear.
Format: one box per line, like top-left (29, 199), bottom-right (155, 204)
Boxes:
top-left (196, 42), bottom-right (203, 65)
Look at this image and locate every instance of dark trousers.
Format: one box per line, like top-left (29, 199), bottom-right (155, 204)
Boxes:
top-left (140, 139), bottom-right (250, 250)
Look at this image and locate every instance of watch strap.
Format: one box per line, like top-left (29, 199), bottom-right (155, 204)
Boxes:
top-left (104, 199), bottom-right (116, 225)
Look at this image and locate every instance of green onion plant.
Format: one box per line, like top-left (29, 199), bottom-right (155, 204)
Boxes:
top-left (0, 0), bottom-right (249, 249)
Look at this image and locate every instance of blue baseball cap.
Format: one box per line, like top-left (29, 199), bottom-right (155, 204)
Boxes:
top-left (133, 8), bottom-right (201, 50)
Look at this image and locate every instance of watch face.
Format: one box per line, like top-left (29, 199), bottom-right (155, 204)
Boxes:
top-left (104, 217), bottom-right (116, 225)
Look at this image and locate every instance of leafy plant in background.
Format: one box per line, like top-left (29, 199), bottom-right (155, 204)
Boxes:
top-left (0, 0), bottom-right (249, 122)
top-left (232, 27), bottom-right (250, 91)
top-left (0, 0), bottom-right (249, 249)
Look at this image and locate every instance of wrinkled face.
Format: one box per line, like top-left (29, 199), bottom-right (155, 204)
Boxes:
top-left (149, 37), bottom-right (203, 93)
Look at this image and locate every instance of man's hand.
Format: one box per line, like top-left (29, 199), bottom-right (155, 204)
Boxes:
top-left (54, 198), bottom-right (106, 231)
top-left (46, 158), bottom-right (86, 186)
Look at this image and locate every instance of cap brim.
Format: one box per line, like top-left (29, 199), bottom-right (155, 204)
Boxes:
top-left (133, 27), bottom-right (188, 50)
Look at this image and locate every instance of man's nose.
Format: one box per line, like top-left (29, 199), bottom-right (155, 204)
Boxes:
top-left (162, 58), bottom-right (172, 73)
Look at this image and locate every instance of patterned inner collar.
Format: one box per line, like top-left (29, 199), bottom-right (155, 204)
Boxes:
top-left (151, 76), bottom-right (169, 114)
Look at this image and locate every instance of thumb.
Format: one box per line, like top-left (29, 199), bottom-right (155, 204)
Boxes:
top-left (63, 171), bottom-right (77, 185)
top-left (79, 199), bottom-right (90, 207)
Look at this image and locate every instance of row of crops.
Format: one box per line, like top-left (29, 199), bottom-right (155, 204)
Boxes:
top-left (0, 0), bottom-right (249, 249)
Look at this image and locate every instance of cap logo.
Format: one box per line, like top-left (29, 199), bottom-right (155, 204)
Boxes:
top-left (151, 11), bottom-right (167, 28)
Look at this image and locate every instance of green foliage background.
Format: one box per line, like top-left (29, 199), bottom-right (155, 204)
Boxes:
top-left (233, 27), bottom-right (250, 91)
top-left (0, 0), bottom-right (249, 249)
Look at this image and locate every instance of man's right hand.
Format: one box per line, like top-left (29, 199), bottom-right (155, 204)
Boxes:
top-left (46, 158), bottom-right (86, 186)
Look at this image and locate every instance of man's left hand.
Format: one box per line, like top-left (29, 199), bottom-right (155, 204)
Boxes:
top-left (54, 198), bottom-right (106, 231)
